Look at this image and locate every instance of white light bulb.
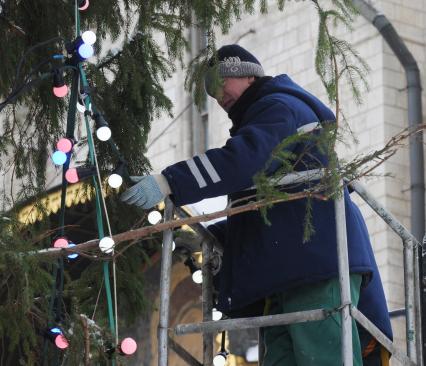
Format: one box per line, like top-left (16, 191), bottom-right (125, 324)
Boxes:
top-left (99, 236), bottom-right (115, 254)
top-left (108, 173), bottom-right (123, 188)
top-left (148, 210), bottom-right (162, 225)
top-left (213, 353), bottom-right (226, 366)
top-left (245, 344), bottom-right (259, 362)
top-left (192, 269), bottom-right (203, 284)
top-left (82, 31), bottom-right (96, 45)
top-left (96, 126), bottom-right (111, 141)
top-left (78, 43), bottom-right (94, 59)
top-left (212, 308), bottom-right (223, 321)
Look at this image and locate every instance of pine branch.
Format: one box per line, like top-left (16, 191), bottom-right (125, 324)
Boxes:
top-left (312, 0), bottom-right (369, 109)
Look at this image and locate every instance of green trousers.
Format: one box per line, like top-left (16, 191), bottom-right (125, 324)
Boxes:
top-left (263, 275), bottom-right (362, 366)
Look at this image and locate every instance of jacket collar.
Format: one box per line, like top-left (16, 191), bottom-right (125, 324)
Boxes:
top-left (228, 76), bottom-right (273, 136)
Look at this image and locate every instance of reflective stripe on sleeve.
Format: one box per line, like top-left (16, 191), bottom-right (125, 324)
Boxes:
top-left (297, 122), bottom-right (321, 134)
top-left (186, 159), bottom-right (207, 188)
top-left (199, 153), bottom-right (221, 183)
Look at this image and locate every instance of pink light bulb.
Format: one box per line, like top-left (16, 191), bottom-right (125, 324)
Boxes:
top-left (55, 334), bottom-right (69, 349)
top-left (79, 0), bottom-right (89, 10)
top-left (120, 337), bottom-right (137, 355)
top-left (53, 85), bottom-right (68, 98)
top-left (56, 138), bottom-right (73, 153)
top-left (53, 237), bottom-right (69, 248)
top-left (65, 168), bottom-right (79, 184)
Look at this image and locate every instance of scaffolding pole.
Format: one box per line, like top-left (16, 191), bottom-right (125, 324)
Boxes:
top-left (158, 198), bottom-right (175, 366)
top-left (335, 186), bottom-right (353, 366)
top-left (350, 181), bottom-right (421, 361)
top-left (202, 238), bottom-right (214, 365)
top-left (175, 309), bottom-right (328, 334)
top-left (349, 181), bottom-right (418, 244)
top-left (351, 307), bottom-right (416, 366)
top-left (157, 174), bottom-right (422, 366)
top-left (403, 238), bottom-right (417, 361)
top-left (413, 239), bottom-right (423, 366)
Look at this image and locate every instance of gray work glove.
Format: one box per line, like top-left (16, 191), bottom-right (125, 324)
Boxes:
top-left (120, 174), bottom-right (171, 209)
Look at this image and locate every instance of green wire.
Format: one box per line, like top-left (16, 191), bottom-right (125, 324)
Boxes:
top-left (79, 51), bottom-right (117, 349)
top-left (81, 78), bottom-right (117, 363)
top-left (77, 0), bottom-right (117, 352)
top-left (75, 0), bottom-right (80, 37)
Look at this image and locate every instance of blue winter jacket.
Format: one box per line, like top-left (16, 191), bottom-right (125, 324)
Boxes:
top-left (209, 202), bottom-right (393, 341)
top-left (162, 74), bottom-right (374, 313)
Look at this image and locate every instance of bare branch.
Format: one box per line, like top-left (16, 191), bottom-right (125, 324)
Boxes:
top-left (27, 191), bottom-right (319, 258)
top-left (0, 14), bottom-right (25, 35)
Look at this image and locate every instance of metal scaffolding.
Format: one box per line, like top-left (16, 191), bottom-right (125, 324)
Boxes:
top-left (157, 170), bottom-right (422, 366)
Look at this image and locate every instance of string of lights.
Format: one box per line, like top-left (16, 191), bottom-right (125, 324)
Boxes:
top-left (40, 0), bottom-right (137, 362)
top-left (213, 331), bottom-right (229, 366)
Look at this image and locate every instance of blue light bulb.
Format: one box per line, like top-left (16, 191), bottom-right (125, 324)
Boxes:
top-left (78, 43), bottom-right (94, 59)
top-left (52, 151), bottom-right (67, 165)
top-left (50, 327), bottom-right (62, 334)
top-left (67, 243), bottom-right (78, 259)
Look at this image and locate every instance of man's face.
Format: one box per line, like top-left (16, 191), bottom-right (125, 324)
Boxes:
top-left (213, 76), bottom-right (255, 112)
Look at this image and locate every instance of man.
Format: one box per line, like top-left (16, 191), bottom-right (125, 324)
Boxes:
top-left (121, 44), bottom-right (392, 365)
top-left (208, 210), bottom-right (393, 366)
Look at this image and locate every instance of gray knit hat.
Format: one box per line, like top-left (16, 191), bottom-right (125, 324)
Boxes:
top-left (205, 44), bottom-right (264, 96)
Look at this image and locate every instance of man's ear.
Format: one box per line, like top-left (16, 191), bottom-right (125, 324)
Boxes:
top-left (248, 76), bottom-right (256, 85)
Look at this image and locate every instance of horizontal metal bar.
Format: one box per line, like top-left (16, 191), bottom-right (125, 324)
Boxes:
top-left (168, 336), bottom-right (203, 366)
top-left (174, 309), bottom-right (328, 335)
top-left (246, 169), bottom-right (325, 191)
top-left (276, 169), bottom-right (325, 186)
top-left (351, 307), bottom-right (416, 366)
top-left (349, 181), bottom-right (419, 246)
top-left (389, 308), bottom-right (406, 318)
